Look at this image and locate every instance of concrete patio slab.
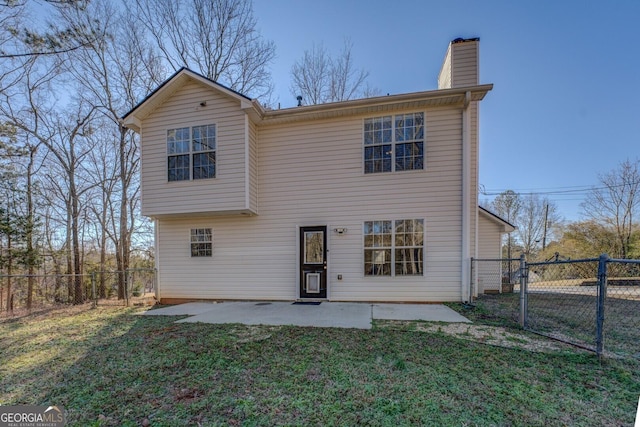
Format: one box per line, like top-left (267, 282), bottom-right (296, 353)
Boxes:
top-left (142, 301), bottom-right (469, 329)
top-left (175, 301), bottom-right (373, 329)
top-left (372, 303), bottom-right (471, 323)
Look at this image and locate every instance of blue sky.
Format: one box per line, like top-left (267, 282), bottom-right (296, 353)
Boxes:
top-left (253, 0), bottom-right (640, 221)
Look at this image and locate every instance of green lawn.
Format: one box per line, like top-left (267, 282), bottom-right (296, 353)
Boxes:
top-left (1, 305), bottom-right (639, 426)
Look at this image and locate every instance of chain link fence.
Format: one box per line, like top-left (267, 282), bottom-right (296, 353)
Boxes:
top-left (0, 269), bottom-right (156, 314)
top-left (472, 255), bottom-right (640, 359)
top-left (471, 258), bottom-right (521, 298)
top-left (602, 259), bottom-right (640, 358)
top-left (524, 258), bottom-right (600, 352)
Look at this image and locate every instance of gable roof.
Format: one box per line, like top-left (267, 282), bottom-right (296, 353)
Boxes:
top-left (121, 67), bottom-right (492, 132)
top-left (478, 206), bottom-right (516, 233)
top-left (121, 68), bottom-right (253, 133)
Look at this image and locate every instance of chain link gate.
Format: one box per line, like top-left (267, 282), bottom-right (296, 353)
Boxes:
top-left (473, 255), bottom-right (640, 359)
top-left (520, 255), bottom-right (640, 359)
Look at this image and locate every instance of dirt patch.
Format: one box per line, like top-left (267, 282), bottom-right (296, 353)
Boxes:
top-left (230, 325), bottom-right (280, 344)
top-left (377, 320), bottom-right (586, 353)
top-left (416, 323), bottom-right (586, 353)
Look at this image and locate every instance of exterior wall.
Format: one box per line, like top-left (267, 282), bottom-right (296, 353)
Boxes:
top-left (140, 79), bottom-right (251, 216)
top-left (477, 214), bottom-right (503, 293)
top-left (451, 40), bottom-right (479, 87)
top-left (440, 38), bottom-right (480, 295)
top-left (438, 39), bottom-right (478, 89)
top-left (156, 106), bottom-right (466, 302)
top-left (437, 44), bottom-right (452, 89)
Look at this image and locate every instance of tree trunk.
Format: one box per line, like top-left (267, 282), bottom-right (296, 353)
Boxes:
top-left (66, 206), bottom-right (73, 303)
top-left (26, 148), bottom-right (36, 309)
top-left (118, 125), bottom-right (129, 301)
top-left (6, 231), bottom-right (12, 312)
top-left (70, 177), bottom-right (83, 304)
top-left (99, 233), bottom-right (106, 298)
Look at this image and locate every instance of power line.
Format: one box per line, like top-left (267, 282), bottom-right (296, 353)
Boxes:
top-left (481, 181), bottom-right (640, 197)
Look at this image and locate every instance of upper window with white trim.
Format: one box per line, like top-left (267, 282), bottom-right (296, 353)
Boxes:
top-left (168, 124), bottom-right (216, 181)
top-left (363, 112), bottom-right (424, 173)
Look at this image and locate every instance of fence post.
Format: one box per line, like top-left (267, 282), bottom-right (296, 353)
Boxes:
top-left (596, 253), bottom-right (609, 359)
top-left (519, 254), bottom-right (527, 328)
top-left (124, 269), bottom-right (130, 307)
top-left (470, 257), bottom-right (475, 303)
top-left (91, 272), bottom-right (97, 309)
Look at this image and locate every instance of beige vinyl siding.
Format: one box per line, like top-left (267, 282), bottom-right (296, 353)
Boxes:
top-left (451, 41), bottom-right (479, 87)
top-left (438, 44), bottom-right (452, 89)
top-left (439, 40), bottom-right (479, 89)
top-left (140, 80), bottom-right (250, 216)
top-left (477, 213), bottom-right (503, 293)
top-left (157, 107), bottom-right (465, 302)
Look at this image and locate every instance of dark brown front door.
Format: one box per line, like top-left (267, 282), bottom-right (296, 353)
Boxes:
top-left (300, 226), bottom-right (327, 298)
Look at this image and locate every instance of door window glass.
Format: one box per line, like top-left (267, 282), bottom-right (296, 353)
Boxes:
top-left (304, 231), bottom-right (324, 264)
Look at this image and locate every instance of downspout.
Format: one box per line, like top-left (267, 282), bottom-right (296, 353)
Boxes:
top-left (461, 91), bottom-right (471, 303)
top-left (244, 113), bottom-right (250, 212)
top-left (154, 218), bottom-right (160, 303)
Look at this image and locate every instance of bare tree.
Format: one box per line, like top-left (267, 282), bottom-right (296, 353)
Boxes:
top-left (517, 194), bottom-right (560, 257)
top-left (290, 43), bottom-right (330, 105)
top-left (0, 46), bottom-right (98, 303)
top-left (56, 0), bottom-right (163, 300)
top-left (490, 190), bottom-right (560, 258)
top-left (582, 159), bottom-right (640, 259)
top-left (290, 39), bottom-right (374, 105)
top-left (490, 190), bottom-right (521, 259)
top-left (84, 123), bottom-right (118, 298)
top-left (134, 0), bottom-right (275, 99)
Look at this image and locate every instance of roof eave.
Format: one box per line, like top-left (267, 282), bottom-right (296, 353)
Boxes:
top-left (479, 206), bottom-right (516, 233)
top-left (121, 68), bottom-right (256, 132)
top-left (257, 84), bottom-right (493, 126)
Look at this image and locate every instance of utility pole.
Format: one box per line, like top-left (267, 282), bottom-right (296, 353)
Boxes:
top-left (542, 203), bottom-right (549, 250)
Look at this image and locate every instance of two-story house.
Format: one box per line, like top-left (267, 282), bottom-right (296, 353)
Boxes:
top-left (122, 37), bottom-right (513, 304)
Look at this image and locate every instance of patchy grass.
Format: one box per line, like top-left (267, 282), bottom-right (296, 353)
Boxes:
top-left (1, 305), bottom-right (639, 426)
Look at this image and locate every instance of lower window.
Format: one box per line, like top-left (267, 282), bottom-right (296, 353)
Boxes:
top-left (190, 228), bottom-right (212, 257)
top-left (364, 219), bottom-right (424, 276)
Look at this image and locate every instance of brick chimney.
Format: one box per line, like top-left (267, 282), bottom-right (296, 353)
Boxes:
top-left (438, 37), bottom-right (479, 89)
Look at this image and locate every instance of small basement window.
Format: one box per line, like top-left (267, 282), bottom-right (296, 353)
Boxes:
top-left (190, 228), bottom-right (212, 257)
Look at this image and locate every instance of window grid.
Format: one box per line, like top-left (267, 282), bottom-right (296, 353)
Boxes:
top-left (167, 127), bottom-right (190, 182)
top-left (364, 112), bottom-right (424, 173)
top-left (394, 219), bottom-right (424, 275)
top-left (167, 124), bottom-right (216, 181)
top-left (364, 219), bottom-right (424, 276)
top-left (364, 220), bottom-right (392, 276)
top-left (190, 228), bottom-right (212, 257)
